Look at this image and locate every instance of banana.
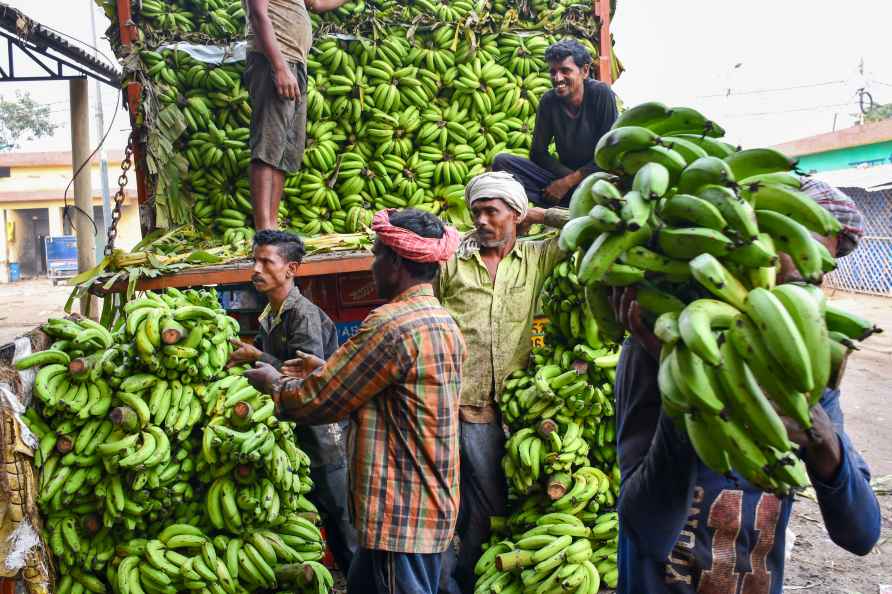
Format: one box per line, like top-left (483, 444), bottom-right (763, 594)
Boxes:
top-left (825, 304), bottom-right (882, 341)
top-left (675, 134), bottom-right (737, 158)
top-left (611, 101), bottom-right (671, 129)
top-left (689, 253), bottom-right (750, 310)
top-left (750, 184), bottom-right (841, 236)
top-left (659, 193), bottom-right (727, 231)
top-left (662, 136), bottom-right (709, 164)
top-left (656, 226), bottom-right (734, 260)
top-left (619, 246), bottom-right (690, 279)
top-left (696, 184), bottom-right (759, 242)
top-left (678, 299), bottom-right (740, 366)
top-left (724, 148), bottom-right (796, 181)
top-left (648, 106), bottom-right (724, 137)
top-left (677, 156), bottom-right (735, 194)
top-left (755, 209), bottom-right (824, 284)
top-left (728, 315), bottom-right (813, 430)
top-left (619, 146), bottom-right (687, 182)
top-left (670, 343), bottom-right (725, 415)
top-left (772, 284), bottom-right (831, 402)
top-left (744, 288), bottom-right (815, 392)
top-left (578, 224), bottom-right (652, 285)
top-left (16, 349), bottom-right (70, 370)
top-left (632, 162), bottom-right (671, 199)
top-left (714, 339), bottom-right (793, 452)
top-left (594, 126), bottom-right (661, 171)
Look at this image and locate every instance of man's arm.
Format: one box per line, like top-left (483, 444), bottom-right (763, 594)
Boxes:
top-left (807, 389), bottom-right (881, 555)
top-left (247, 0), bottom-right (299, 99)
top-left (305, 0), bottom-right (350, 12)
top-left (524, 207), bottom-right (571, 269)
top-left (273, 314), bottom-right (407, 425)
top-left (615, 338), bottom-right (698, 561)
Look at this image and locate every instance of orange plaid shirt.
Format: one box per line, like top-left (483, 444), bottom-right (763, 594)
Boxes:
top-left (275, 284), bottom-right (465, 553)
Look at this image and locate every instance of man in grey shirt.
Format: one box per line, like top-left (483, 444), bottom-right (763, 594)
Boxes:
top-left (228, 229), bottom-right (357, 572)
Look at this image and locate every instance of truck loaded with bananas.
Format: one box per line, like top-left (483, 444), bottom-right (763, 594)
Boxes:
top-left (15, 288), bottom-right (334, 594)
top-left (96, 0), bottom-right (621, 242)
top-left (472, 254), bottom-right (625, 593)
top-left (553, 100), bottom-right (883, 495)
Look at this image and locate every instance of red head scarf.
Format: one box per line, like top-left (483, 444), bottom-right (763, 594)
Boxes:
top-left (371, 209), bottom-right (461, 263)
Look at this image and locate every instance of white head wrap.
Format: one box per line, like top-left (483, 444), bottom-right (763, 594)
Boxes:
top-left (457, 171), bottom-right (529, 258)
top-left (464, 171), bottom-right (528, 219)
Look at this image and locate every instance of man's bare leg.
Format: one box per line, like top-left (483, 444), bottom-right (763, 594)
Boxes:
top-left (251, 160), bottom-right (285, 230)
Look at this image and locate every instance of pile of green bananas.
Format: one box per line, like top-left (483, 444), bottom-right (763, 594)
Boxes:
top-left (557, 100), bottom-right (885, 494)
top-left (474, 509), bottom-right (619, 593)
top-left (96, 0), bottom-right (245, 41)
top-left (17, 288), bottom-right (332, 594)
top-left (104, 0), bottom-right (622, 241)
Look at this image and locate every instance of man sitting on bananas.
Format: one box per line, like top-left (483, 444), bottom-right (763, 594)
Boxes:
top-left (610, 191), bottom-right (879, 594)
top-left (226, 229), bottom-right (358, 573)
top-left (436, 171), bottom-right (571, 594)
top-left (243, 208), bottom-right (465, 594)
top-left (492, 39), bottom-right (618, 208)
top-left (244, 0), bottom-right (349, 230)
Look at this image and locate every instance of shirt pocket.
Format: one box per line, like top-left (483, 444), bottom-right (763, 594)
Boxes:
top-left (505, 285), bottom-right (535, 323)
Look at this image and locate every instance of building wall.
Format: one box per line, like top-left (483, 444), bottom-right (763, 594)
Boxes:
top-left (797, 140), bottom-right (892, 173)
top-left (0, 154), bottom-right (143, 282)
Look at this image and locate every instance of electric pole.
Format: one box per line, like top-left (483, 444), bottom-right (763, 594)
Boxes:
top-left (89, 0), bottom-right (112, 239)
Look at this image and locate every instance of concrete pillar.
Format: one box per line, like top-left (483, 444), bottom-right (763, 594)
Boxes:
top-left (48, 205), bottom-right (64, 237)
top-left (70, 78), bottom-right (97, 315)
top-left (0, 209), bottom-right (8, 283)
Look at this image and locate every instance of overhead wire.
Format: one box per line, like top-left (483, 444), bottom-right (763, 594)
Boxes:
top-left (697, 80), bottom-right (847, 99)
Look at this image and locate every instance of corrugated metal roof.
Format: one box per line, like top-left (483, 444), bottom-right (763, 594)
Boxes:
top-left (0, 3), bottom-right (121, 85)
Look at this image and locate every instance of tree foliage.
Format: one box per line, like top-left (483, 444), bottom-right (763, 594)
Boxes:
top-left (0, 91), bottom-right (57, 150)
top-left (863, 102), bottom-right (892, 123)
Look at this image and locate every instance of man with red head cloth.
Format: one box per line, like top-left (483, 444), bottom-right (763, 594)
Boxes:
top-left (245, 208), bottom-right (466, 594)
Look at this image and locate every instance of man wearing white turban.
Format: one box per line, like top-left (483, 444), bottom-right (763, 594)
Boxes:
top-left (436, 171), bottom-right (570, 594)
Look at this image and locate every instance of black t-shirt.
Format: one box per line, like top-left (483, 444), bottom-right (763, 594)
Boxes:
top-left (530, 78), bottom-right (618, 178)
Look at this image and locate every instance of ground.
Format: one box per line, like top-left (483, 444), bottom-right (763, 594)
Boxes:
top-left (784, 290), bottom-right (892, 594)
top-left (1, 280), bottom-right (890, 591)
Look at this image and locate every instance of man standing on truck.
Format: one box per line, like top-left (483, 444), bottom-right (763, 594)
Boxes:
top-left (611, 186), bottom-right (879, 594)
top-left (436, 171), bottom-right (570, 594)
top-left (491, 39), bottom-right (618, 208)
top-left (243, 209), bottom-right (465, 594)
top-left (244, 0), bottom-right (349, 230)
top-left (226, 229), bottom-right (357, 572)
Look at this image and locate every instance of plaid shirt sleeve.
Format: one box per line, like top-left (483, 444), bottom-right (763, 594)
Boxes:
top-left (275, 311), bottom-right (405, 425)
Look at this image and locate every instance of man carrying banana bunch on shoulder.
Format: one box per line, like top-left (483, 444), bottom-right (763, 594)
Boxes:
top-left (243, 0), bottom-right (349, 230)
top-left (492, 39), bottom-right (618, 208)
top-left (611, 182), bottom-right (880, 594)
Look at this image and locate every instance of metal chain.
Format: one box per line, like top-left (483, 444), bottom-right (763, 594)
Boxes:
top-left (105, 131), bottom-right (135, 256)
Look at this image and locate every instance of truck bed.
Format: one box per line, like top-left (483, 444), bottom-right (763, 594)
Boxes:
top-left (91, 250), bottom-right (373, 294)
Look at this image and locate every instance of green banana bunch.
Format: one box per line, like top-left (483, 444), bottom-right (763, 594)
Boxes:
top-left (563, 101), bottom-right (886, 494)
top-left (474, 508), bottom-right (619, 594)
top-left (26, 287), bottom-right (333, 593)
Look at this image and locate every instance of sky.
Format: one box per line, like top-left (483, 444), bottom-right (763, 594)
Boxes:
top-left (3, 0), bottom-right (892, 155)
top-left (611, 0), bottom-right (892, 147)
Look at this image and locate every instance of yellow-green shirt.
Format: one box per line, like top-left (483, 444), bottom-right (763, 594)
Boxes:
top-left (437, 236), bottom-right (564, 409)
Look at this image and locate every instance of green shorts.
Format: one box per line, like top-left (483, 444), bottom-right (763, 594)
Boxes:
top-left (244, 52), bottom-right (308, 173)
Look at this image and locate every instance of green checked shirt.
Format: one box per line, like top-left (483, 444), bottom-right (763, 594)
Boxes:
top-left (437, 210), bottom-right (568, 410)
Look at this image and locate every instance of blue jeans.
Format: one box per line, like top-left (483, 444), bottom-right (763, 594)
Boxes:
top-left (491, 153), bottom-right (576, 208)
top-left (439, 421), bottom-right (509, 594)
top-left (347, 548), bottom-right (442, 594)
